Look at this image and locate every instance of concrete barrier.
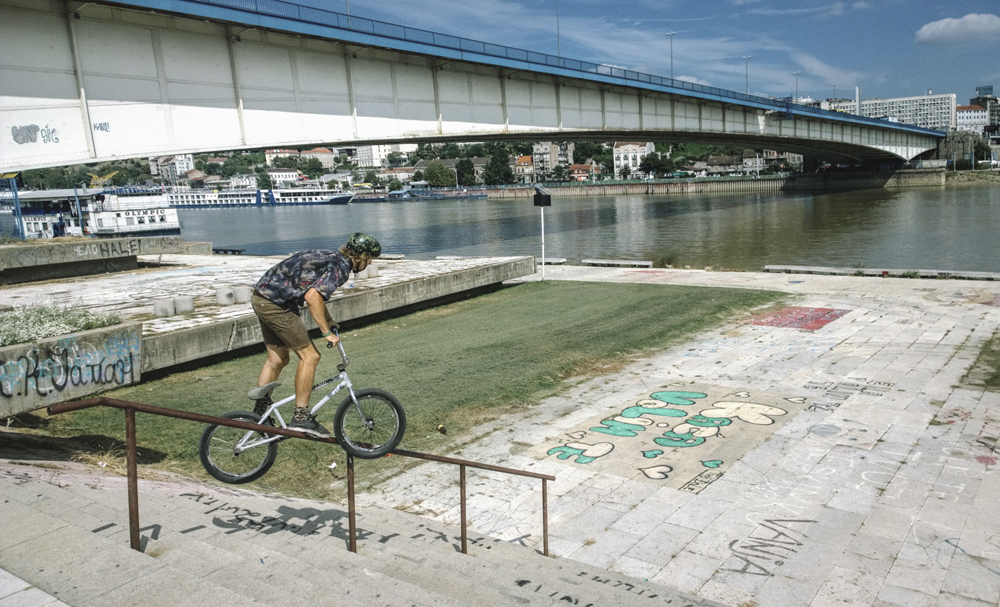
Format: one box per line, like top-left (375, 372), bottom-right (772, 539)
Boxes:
top-left (0, 236), bottom-right (185, 284)
top-left (0, 323), bottom-right (142, 417)
top-left (216, 288), bottom-right (235, 305)
top-left (140, 256), bottom-right (536, 372)
top-left (173, 297), bottom-right (195, 314)
top-left (233, 286), bottom-right (253, 303)
top-left (153, 299), bottom-right (175, 317)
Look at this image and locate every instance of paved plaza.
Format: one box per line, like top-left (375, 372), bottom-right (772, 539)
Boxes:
top-left (356, 265), bottom-right (1000, 607)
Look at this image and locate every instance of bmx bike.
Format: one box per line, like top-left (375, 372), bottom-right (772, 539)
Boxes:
top-left (199, 329), bottom-right (405, 484)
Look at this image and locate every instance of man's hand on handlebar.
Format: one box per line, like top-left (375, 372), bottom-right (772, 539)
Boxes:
top-left (324, 325), bottom-right (340, 349)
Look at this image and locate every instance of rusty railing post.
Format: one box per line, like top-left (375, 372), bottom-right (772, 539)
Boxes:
top-left (124, 407), bottom-right (141, 552)
top-left (460, 464), bottom-right (467, 554)
top-left (347, 453), bottom-right (356, 553)
top-left (542, 478), bottom-right (549, 557)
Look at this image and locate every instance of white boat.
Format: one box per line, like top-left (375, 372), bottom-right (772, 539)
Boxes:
top-left (0, 187), bottom-right (181, 239)
top-left (110, 187), bottom-right (353, 208)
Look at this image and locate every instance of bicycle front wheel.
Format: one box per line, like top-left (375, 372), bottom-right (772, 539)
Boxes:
top-left (334, 388), bottom-right (406, 459)
top-left (199, 410), bottom-right (279, 484)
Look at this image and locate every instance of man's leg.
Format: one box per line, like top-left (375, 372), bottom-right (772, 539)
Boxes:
top-left (291, 343), bottom-right (320, 410)
top-left (258, 344), bottom-right (290, 389)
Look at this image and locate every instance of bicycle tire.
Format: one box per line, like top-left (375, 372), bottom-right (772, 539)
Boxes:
top-left (334, 388), bottom-right (406, 459)
top-left (199, 410), bottom-right (279, 484)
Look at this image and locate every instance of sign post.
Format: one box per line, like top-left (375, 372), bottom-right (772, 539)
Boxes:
top-left (533, 186), bottom-right (552, 280)
top-left (1, 172), bottom-right (25, 241)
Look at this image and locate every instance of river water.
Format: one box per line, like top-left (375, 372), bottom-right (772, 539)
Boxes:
top-left (177, 184), bottom-right (1000, 272)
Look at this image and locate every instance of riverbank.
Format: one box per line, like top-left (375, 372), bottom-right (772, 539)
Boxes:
top-left (485, 169), bottom-right (947, 199)
top-left (946, 169), bottom-right (1000, 184)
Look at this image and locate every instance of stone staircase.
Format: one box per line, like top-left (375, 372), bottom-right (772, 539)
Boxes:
top-left (0, 459), bottom-right (722, 607)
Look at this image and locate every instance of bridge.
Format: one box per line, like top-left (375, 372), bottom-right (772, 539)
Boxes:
top-left (1, 0), bottom-right (945, 171)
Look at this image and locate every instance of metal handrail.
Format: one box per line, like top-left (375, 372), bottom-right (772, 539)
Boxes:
top-left (46, 397), bottom-right (555, 556)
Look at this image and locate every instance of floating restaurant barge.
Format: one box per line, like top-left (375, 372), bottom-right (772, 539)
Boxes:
top-left (0, 188), bottom-right (181, 239)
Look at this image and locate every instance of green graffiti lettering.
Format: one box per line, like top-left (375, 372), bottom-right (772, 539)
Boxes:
top-left (589, 419), bottom-right (646, 437)
top-left (547, 446), bottom-right (598, 464)
top-left (654, 430), bottom-right (706, 448)
top-left (621, 404), bottom-right (688, 419)
top-left (686, 414), bottom-right (732, 428)
top-left (649, 391), bottom-right (707, 406)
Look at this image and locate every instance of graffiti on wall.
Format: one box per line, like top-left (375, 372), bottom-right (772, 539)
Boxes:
top-left (0, 325), bottom-right (141, 414)
top-left (11, 124), bottom-right (58, 145)
top-left (537, 382), bottom-right (812, 493)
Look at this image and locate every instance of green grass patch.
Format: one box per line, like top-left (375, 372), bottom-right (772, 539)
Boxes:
top-left (0, 305), bottom-right (122, 347)
top-left (968, 329), bottom-right (1000, 392)
top-left (24, 281), bottom-right (782, 501)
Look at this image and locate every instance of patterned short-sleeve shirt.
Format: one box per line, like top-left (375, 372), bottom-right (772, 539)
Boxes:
top-left (254, 249), bottom-right (352, 310)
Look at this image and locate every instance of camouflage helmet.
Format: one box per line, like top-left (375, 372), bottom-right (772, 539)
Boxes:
top-left (344, 232), bottom-right (381, 258)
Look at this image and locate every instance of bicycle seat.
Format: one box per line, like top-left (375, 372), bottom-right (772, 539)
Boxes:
top-left (248, 381), bottom-right (281, 400)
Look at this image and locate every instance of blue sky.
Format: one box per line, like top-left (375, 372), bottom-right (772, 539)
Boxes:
top-left (347, 0), bottom-right (999, 103)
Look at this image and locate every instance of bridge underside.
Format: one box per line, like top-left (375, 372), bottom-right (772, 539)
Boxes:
top-left (0, 0), bottom-right (941, 170)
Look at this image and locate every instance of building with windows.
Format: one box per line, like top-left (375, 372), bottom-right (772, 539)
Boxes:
top-left (613, 142), bottom-right (655, 177)
top-left (264, 149), bottom-right (298, 166)
top-left (970, 89), bottom-right (999, 133)
top-left (512, 155), bottom-right (534, 183)
top-left (355, 143), bottom-right (418, 169)
top-left (532, 142), bottom-right (574, 180)
top-left (827, 93), bottom-right (956, 131)
top-left (148, 154), bottom-right (194, 183)
top-left (299, 148), bottom-right (337, 169)
top-left (265, 168), bottom-right (299, 187)
top-left (957, 105), bottom-right (989, 134)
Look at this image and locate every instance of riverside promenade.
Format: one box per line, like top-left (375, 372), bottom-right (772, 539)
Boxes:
top-left (3, 262), bottom-right (1000, 606)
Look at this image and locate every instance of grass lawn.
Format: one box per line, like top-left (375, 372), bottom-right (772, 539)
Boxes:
top-left (20, 280), bottom-right (783, 501)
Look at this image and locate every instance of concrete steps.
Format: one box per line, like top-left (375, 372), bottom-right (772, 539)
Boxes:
top-left (0, 462), bottom-right (721, 606)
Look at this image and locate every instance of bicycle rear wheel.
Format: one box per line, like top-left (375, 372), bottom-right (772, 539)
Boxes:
top-left (199, 411), bottom-right (279, 484)
top-left (334, 388), bottom-right (406, 459)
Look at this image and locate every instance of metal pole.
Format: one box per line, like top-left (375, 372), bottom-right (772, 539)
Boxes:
top-left (742, 56), bottom-right (751, 94)
top-left (555, 0), bottom-right (560, 57)
top-left (73, 185), bottom-right (84, 236)
top-left (460, 465), bottom-right (467, 554)
top-left (347, 453), bottom-right (356, 552)
top-left (9, 178), bottom-right (25, 241)
top-left (665, 32), bottom-right (677, 81)
top-left (125, 408), bottom-right (141, 552)
top-left (542, 479), bottom-right (549, 556)
top-left (540, 206), bottom-right (546, 281)
top-left (793, 71), bottom-right (801, 100)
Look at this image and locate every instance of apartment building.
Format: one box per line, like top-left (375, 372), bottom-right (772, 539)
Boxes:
top-left (827, 93), bottom-right (956, 131)
top-left (613, 142), bottom-right (655, 176)
top-left (148, 154), bottom-right (194, 183)
top-left (957, 105), bottom-right (989, 134)
top-left (532, 142), bottom-right (574, 180)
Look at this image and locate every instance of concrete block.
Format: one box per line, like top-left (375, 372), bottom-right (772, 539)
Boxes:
top-left (233, 286), bottom-right (253, 303)
top-left (153, 299), bottom-right (175, 317)
top-left (367, 263), bottom-right (379, 278)
top-left (216, 288), bottom-right (235, 305)
top-left (173, 296), bottom-right (194, 314)
top-left (0, 322), bottom-right (142, 417)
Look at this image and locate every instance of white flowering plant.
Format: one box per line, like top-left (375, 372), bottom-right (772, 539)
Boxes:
top-left (0, 305), bottom-right (122, 347)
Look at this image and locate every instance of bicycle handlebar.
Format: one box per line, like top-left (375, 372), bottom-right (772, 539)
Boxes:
top-left (325, 327), bottom-right (349, 369)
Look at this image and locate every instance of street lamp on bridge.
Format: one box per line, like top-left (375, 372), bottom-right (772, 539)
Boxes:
top-left (665, 32), bottom-right (677, 80)
top-left (792, 71), bottom-right (801, 100)
top-left (742, 55), bottom-right (751, 94)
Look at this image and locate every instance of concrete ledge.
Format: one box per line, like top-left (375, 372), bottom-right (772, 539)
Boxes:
top-left (582, 259), bottom-right (654, 268)
top-left (538, 258), bottom-right (567, 265)
top-left (0, 236), bottom-right (186, 283)
top-left (764, 264), bottom-right (999, 280)
top-left (140, 256), bottom-right (536, 372)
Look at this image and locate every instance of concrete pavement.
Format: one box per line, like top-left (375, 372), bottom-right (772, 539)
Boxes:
top-left (357, 264), bottom-right (1000, 606)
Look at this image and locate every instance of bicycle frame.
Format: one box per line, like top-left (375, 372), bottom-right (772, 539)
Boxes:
top-left (233, 334), bottom-right (358, 453)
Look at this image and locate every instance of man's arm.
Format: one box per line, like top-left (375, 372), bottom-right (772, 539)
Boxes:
top-left (303, 287), bottom-right (339, 346)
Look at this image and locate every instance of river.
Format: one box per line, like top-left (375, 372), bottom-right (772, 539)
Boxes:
top-left (177, 183), bottom-right (1000, 272)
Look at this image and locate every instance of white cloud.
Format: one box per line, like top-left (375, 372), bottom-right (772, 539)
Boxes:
top-left (915, 13), bottom-right (1000, 45)
top-left (676, 75), bottom-right (712, 86)
top-left (852, 1), bottom-right (870, 9)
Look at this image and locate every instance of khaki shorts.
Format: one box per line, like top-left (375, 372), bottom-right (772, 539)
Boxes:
top-left (252, 293), bottom-right (331, 351)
